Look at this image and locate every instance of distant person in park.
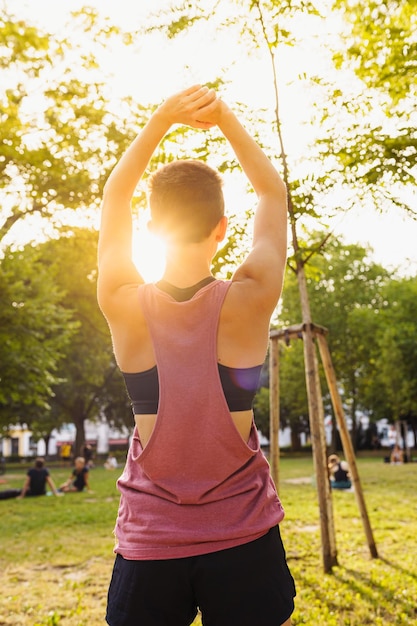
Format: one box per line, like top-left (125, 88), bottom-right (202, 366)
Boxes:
top-left (328, 453), bottom-right (352, 490)
top-left (390, 443), bottom-right (404, 464)
top-left (0, 457), bottom-right (60, 500)
top-left (98, 85), bottom-right (295, 626)
top-left (83, 443), bottom-right (94, 468)
top-left (60, 442), bottom-right (72, 464)
top-left (104, 454), bottom-right (118, 470)
top-left (59, 456), bottom-right (91, 493)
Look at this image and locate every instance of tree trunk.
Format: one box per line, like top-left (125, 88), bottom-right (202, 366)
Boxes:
top-left (73, 411), bottom-right (87, 458)
top-left (290, 424), bottom-right (302, 452)
top-left (43, 433), bottom-right (51, 458)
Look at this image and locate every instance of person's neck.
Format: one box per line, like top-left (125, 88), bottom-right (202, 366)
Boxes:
top-left (163, 245), bottom-right (213, 288)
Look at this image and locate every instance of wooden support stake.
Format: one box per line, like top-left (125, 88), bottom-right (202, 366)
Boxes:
top-left (269, 338), bottom-right (280, 488)
top-left (269, 323), bottom-right (378, 567)
top-left (316, 333), bottom-right (378, 559)
top-left (302, 327), bottom-right (338, 571)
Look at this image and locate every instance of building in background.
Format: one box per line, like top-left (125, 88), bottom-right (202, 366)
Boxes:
top-left (0, 419), bottom-right (131, 459)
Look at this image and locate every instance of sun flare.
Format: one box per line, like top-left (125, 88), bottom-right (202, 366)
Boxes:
top-left (132, 218), bottom-right (166, 283)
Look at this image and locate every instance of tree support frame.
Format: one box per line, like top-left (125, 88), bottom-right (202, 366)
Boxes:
top-left (269, 323), bottom-right (378, 572)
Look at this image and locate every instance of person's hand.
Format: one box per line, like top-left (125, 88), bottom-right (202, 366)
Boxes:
top-left (156, 84), bottom-right (218, 129)
top-left (195, 96), bottom-right (229, 127)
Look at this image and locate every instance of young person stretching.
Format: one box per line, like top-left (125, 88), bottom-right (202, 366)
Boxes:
top-left (98, 85), bottom-right (295, 626)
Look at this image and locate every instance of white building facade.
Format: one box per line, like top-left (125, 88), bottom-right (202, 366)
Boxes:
top-left (1, 419), bottom-right (131, 459)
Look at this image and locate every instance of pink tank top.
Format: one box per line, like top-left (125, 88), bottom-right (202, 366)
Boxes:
top-left (114, 279), bottom-right (284, 560)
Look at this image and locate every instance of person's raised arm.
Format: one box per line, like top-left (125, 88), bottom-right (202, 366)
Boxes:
top-left (97, 85), bottom-right (217, 315)
top-left (197, 99), bottom-right (288, 312)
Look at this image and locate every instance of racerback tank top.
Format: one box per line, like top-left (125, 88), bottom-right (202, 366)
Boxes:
top-left (113, 279), bottom-right (284, 559)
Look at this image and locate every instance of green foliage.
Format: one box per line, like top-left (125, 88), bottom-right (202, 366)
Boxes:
top-left (253, 386), bottom-right (270, 435)
top-left (333, 0), bottom-right (417, 105)
top-left (0, 13), bottom-right (51, 73)
top-left (315, 0), bottom-right (417, 208)
top-left (276, 338), bottom-right (310, 431)
top-left (0, 225), bottom-right (137, 444)
top-left (0, 1), bottom-right (251, 444)
top-left (278, 231), bottom-right (417, 434)
top-left (2, 0), bottom-right (417, 466)
top-left (0, 244), bottom-right (77, 428)
top-left (0, 8), bottom-right (148, 242)
top-left (144, 0), bottom-right (321, 47)
top-left (316, 116), bottom-right (417, 207)
top-left (37, 228), bottom-right (132, 454)
top-left (371, 277), bottom-right (417, 421)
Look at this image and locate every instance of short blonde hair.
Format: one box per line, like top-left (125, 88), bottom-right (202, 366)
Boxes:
top-left (148, 159), bottom-right (224, 243)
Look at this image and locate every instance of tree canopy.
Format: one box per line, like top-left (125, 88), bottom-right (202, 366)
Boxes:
top-left (0, 7), bottom-right (141, 244)
top-left (0, 242), bottom-right (77, 430)
top-left (1, 1), bottom-right (417, 453)
top-left (275, 232), bottom-right (417, 445)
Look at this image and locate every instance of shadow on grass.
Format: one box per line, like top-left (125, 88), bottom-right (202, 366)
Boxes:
top-left (376, 555), bottom-right (417, 583)
top-left (290, 552), bottom-right (417, 625)
top-left (330, 558), bottom-right (417, 622)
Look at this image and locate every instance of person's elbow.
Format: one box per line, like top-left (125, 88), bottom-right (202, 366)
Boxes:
top-left (261, 174), bottom-right (287, 202)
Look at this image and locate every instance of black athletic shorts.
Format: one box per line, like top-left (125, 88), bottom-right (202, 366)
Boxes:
top-left (106, 525), bottom-right (296, 626)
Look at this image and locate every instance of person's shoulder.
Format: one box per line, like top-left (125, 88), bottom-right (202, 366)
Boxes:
top-left (98, 277), bottom-right (145, 328)
top-left (224, 270), bottom-right (280, 322)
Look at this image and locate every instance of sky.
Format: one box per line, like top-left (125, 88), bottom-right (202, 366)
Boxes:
top-left (6, 0), bottom-right (417, 279)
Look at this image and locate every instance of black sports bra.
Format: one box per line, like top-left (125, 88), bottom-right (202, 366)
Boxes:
top-left (122, 363), bottom-right (262, 414)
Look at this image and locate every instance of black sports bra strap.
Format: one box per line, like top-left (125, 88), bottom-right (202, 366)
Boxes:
top-left (156, 276), bottom-right (215, 302)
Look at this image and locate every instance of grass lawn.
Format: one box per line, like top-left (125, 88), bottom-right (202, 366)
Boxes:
top-left (1, 454), bottom-right (416, 625)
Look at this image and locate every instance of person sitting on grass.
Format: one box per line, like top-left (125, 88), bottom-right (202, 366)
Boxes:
top-left (59, 456), bottom-right (91, 493)
top-left (390, 443), bottom-right (404, 464)
top-left (104, 454), bottom-right (118, 470)
top-left (0, 457), bottom-right (60, 500)
top-left (328, 454), bottom-right (352, 490)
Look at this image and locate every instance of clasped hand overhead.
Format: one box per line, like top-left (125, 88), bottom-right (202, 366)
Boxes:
top-left (157, 84), bottom-right (225, 129)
